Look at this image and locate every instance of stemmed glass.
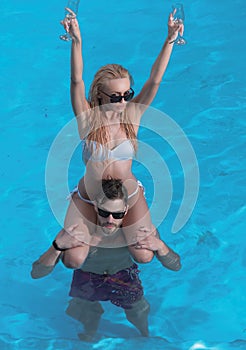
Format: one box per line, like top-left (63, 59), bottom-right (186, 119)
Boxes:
top-left (60, 0), bottom-right (80, 41)
top-left (172, 3), bottom-right (186, 45)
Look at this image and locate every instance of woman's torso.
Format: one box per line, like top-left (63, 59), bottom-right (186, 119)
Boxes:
top-left (77, 104), bottom-right (143, 199)
top-left (80, 135), bottom-right (139, 199)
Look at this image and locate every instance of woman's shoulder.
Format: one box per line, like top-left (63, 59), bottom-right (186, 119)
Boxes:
top-left (126, 102), bottom-right (146, 124)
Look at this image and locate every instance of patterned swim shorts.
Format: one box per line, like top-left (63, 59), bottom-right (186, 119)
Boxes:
top-left (69, 263), bottom-right (143, 309)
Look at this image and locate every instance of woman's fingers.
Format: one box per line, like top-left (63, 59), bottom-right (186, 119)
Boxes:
top-left (179, 23), bottom-right (184, 36)
top-left (65, 7), bottom-right (76, 18)
top-left (60, 8), bottom-right (76, 31)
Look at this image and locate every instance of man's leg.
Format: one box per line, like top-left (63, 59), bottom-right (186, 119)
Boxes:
top-left (124, 297), bottom-right (150, 337)
top-left (66, 297), bottom-right (104, 341)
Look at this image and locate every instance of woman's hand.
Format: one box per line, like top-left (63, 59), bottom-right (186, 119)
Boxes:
top-left (60, 7), bottom-right (81, 42)
top-left (167, 10), bottom-right (184, 43)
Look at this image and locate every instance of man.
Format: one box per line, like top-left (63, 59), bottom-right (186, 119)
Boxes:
top-left (31, 178), bottom-right (181, 341)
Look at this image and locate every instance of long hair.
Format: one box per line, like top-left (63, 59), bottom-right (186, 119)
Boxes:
top-left (86, 64), bottom-right (137, 153)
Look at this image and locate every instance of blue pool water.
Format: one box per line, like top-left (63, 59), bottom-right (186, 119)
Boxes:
top-left (1, 0), bottom-right (245, 349)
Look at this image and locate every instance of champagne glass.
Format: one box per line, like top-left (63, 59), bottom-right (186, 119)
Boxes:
top-left (172, 3), bottom-right (186, 45)
top-left (60, 0), bottom-right (80, 41)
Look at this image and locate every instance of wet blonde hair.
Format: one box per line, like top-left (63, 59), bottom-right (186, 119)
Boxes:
top-left (86, 64), bottom-right (137, 152)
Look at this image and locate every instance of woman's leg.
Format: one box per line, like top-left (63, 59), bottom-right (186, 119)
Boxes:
top-left (122, 187), bottom-right (156, 262)
top-left (64, 191), bottom-right (96, 239)
top-left (63, 190), bottom-right (97, 267)
top-left (62, 245), bottom-right (90, 269)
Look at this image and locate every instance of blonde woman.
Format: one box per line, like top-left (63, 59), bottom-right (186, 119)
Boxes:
top-left (61, 8), bottom-right (184, 264)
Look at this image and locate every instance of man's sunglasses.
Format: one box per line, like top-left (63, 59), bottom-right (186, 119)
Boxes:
top-left (99, 88), bottom-right (134, 103)
top-left (97, 207), bottom-right (126, 219)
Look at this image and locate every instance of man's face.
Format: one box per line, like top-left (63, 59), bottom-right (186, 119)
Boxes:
top-left (95, 198), bottom-right (128, 236)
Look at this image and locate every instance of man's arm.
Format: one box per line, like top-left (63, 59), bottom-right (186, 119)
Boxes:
top-left (31, 225), bottom-right (85, 279)
top-left (31, 246), bottom-right (61, 279)
top-left (155, 246), bottom-right (181, 271)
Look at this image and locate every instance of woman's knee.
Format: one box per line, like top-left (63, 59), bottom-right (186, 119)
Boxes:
top-left (131, 248), bottom-right (154, 263)
top-left (62, 247), bottom-right (86, 269)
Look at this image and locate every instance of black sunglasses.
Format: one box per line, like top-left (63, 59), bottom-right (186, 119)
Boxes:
top-left (97, 207), bottom-right (126, 219)
top-left (100, 88), bottom-right (134, 103)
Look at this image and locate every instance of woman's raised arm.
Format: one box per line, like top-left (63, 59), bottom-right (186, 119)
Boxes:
top-left (61, 8), bottom-right (90, 116)
top-left (133, 11), bottom-right (184, 108)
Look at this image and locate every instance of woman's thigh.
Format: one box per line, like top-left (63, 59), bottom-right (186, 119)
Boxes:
top-left (122, 188), bottom-right (155, 244)
top-left (64, 192), bottom-right (97, 244)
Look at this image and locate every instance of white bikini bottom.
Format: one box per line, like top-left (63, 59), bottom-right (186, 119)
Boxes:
top-left (68, 180), bottom-right (145, 205)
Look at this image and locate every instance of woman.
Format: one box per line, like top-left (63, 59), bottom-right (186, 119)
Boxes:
top-left (61, 7), bottom-right (184, 261)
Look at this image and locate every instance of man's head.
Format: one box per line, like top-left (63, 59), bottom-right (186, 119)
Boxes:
top-left (94, 178), bottom-right (128, 235)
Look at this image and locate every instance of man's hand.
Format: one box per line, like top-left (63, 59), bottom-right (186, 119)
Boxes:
top-left (55, 225), bottom-right (87, 250)
top-left (135, 232), bottom-right (170, 256)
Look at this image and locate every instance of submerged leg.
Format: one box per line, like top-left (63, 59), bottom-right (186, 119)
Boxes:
top-left (66, 297), bottom-right (104, 341)
top-left (124, 297), bottom-right (150, 337)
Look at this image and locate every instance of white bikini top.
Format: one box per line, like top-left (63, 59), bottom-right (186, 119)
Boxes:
top-left (82, 139), bottom-right (135, 163)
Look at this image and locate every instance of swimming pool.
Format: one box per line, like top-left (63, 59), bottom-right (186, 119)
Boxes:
top-left (1, 0), bottom-right (245, 349)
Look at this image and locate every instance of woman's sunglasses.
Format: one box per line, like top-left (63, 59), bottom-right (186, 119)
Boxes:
top-left (97, 207), bottom-right (126, 219)
top-left (99, 88), bottom-right (134, 103)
